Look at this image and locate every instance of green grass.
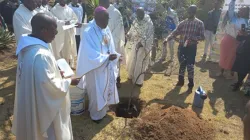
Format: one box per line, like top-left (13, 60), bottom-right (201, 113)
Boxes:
top-left (0, 42), bottom-right (248, 140)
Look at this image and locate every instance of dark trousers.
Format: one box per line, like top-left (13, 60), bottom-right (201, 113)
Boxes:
top-left (75, 35), bottom-right (81, 53)
top-left (237, 72), bottom-right (248, 84)
top-left (178, 44), bottom-right (197, 88)
top-left (151, 38), bottom-right (158, 61)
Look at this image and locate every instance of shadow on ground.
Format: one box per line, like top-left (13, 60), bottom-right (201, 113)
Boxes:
top-left (147, 86), bottom-right (192, 109)
top-left (71, 113), bottom-right (114, 140)
top-left (196, 58), bottom-right (250, 119)
top-left (0, 62), bottom-right (16, 140)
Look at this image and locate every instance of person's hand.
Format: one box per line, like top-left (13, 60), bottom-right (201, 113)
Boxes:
top-left (60, 71), bottom-right (65, 78)
top-left (163, 39), bottom-right (168, 45)
top-left (75, 23), bottom-right (82, 28)
top-left (119, 55), bottom-right (123, 62)
top-left (71, 77), bottom-right (81, 86)
top-left (65, 21), bottom-right (70, 25)
top-left (109, 54), bottom-right (117, 61)
top-left (238, 30), bottom-right (247, 36)
top-left (163, 37), bottom-right (172, 45)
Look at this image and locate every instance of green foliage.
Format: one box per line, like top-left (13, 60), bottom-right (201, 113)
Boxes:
top-left (0, 30), bottom-right (15, 49)
top-left (86, 0), bottom-right (99, 22)
top-left (86, 0), bottom-right (216, 23)
top-left (160, 0), bottom-right (217, 21)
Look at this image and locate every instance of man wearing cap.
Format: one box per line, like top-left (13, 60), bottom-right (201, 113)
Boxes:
top-left (76, 6), bottom-right (120, 123)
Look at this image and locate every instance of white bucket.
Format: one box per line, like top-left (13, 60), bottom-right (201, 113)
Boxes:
top-left (70, 87), bottom-right (86, 115)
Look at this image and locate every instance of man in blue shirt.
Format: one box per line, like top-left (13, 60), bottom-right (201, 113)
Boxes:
top-left (159, 7), bottom-right (179, 62)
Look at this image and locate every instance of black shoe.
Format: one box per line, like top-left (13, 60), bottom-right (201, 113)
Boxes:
top-left (136, 84), bottom-right (143, 87)
top-left (186, 87), bottom-right (193, 94)
top-left (92, 119), bottom-right (103, 124)
top-left (176, 81), bottom-right (184, 87)
top-left (116, 77), bottom-right (121, 88)
top-left (116, 83), bottom-right (121, 88)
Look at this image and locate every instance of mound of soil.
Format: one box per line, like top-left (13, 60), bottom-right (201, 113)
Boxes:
top-left (128, 104), bottom-right (214, 140)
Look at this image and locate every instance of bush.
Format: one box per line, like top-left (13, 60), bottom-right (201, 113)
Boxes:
top-left (0, 30), bottom-right (15, 49)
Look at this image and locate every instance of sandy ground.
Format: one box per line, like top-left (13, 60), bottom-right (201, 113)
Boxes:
top-left (0, 42), bottom-right (249, 140)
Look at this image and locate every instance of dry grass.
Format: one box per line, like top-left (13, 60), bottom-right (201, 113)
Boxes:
top-left (0, 42), bottom-right (248, 140)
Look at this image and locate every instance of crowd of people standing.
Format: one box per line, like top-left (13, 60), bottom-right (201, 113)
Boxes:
top-left (1, 0), bottom-right (250, 139)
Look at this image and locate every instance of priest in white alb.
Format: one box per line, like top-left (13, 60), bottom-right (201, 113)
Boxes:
top-left (126, 7), bottom-right (154, 86)
top-left (13, 0), bottom-right (37, 43)
top-left (99, 0), bottom-right (125, 88)
top-left (76, 6), bottom-right (120, 123)
top-left (51, 0), bottom-right (79, 68)
top-left (68, 0), bottom-right (83, 53)
top-left (12, 13), bottom-right (79, 140)
top-left (36, 0), bottom-right (70, 59)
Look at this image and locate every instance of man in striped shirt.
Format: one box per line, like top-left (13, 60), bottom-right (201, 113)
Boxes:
top-left (164, 5), bottom-right (205, 93)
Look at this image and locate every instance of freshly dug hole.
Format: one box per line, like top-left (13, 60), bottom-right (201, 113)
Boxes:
top-left (128, 104), bottom-right (214, 140)
top-left (115, 99), bottom-right (145, 118)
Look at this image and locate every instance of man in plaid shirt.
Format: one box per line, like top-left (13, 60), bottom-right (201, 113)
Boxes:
top-left (164, 5), bottom-right (205, 93)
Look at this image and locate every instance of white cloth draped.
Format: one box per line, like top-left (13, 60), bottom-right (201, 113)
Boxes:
top-left (36, 5), bottom-right (67, 58)
top-left (126, 14), bottom-right (154, 85)
top-left (76, 20), bottom-right (120, 120)
top-left (51, 3), bottom-right (78, 64)
top-left (12, 35), bottom-right (73, 140)
top-left (107, 4), bottom-right (125, 64)
top-left (68, 3), bottom-right (83, 36)
top-left (13, 4), bottom-right (37, 43)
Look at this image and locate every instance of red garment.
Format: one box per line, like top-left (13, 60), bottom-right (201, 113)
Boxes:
top-left (219, 34), bottom-right (239, 70)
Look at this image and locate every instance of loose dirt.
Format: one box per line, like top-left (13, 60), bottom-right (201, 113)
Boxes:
top-left (128, 104), bottom-right (214, 140)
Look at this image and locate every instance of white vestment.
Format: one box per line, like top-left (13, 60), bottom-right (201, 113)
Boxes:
top-left (107, 4), bottom-right (125, 63)
top-left (126, 14), bottom-right (154, 85)
top-left (36, 5), bottom-right (67, 59)
top-left (12, 35), bottom-right (73, 140)
top-left (13, 5), bottom-right (55, 55)
top-left (13, 4), bottom-right (37, 43)
top-left (43, 5), bottom-right (52, 11)
top-left (51, 3), bottom-right (78, 66)
top-left (76, 20), bottom-right (120, 120)
top-left (68, 3), bottom-right (83, 36)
